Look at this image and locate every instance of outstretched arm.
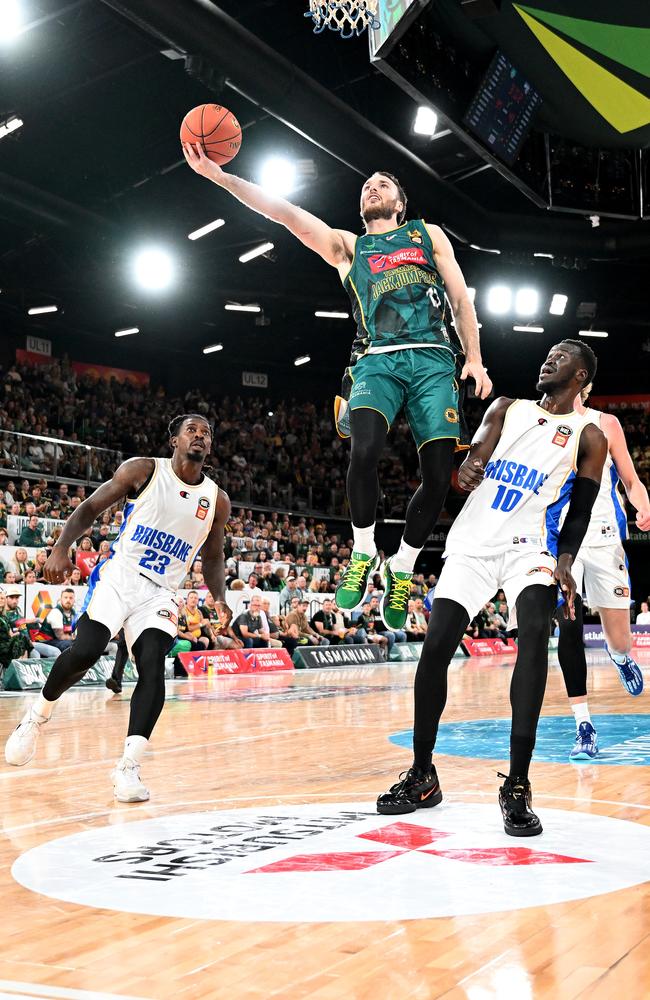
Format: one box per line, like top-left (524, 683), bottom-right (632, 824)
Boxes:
top-left (555, 423), bottom-right (608, 618)
top-left (201, 489), bottom-right (231, 603)
top-left (425, 223), bottom-right (492, 400)
top-left (44, 458), bottom-right (154, 583)
top-left (183, 144), bottom-right (354, 268)
top-left (457, 396), bottom-right (514, 492)
top-left (601, 413), bottom-right (650, 530)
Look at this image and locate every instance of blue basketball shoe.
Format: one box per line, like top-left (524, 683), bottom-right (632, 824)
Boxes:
top-left (569, 722), bottom-right (599, 761)
top-left (606, 647), bottom-right (644, 696)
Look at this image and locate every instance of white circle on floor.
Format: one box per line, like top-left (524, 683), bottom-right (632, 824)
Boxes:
top-left (12, 802), bottom-right (650, 921)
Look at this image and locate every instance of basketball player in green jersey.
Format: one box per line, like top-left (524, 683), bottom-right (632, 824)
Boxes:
top-left (184, 146), bottom-right (491, 629)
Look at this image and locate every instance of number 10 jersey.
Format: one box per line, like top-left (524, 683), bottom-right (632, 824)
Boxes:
top-left (444, 399), bottom-right (592, 559)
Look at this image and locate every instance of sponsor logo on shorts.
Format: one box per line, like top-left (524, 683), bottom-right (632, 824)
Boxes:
top-left (445, 407), bottom-right (458, 423)
top-left (526, 565), bottom-right (554, 577)
top-left (179, 490), bottom-right (190, 499)
top-left (552, 424), bottom-right (573, 448)
top-left (614, 586), bottom-right (630, 597)
top-left (157, 609), bottom-right (178, 625)
top-left (196, 497), bottom-right (211, 521)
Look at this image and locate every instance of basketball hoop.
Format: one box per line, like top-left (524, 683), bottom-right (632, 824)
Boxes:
top-left (304, 1), bottom-right (380, 39)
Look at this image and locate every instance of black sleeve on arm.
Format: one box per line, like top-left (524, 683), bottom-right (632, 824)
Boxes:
top-left (557, 477), bottom-right (600, 560)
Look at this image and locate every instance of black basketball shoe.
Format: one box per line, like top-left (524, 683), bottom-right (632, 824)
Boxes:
top-left (498, 772), bottom-right (542, 837)
top-left (105, 675), bottom-right (122, 694)
top-left (377, 764), bottom-right (443, 815)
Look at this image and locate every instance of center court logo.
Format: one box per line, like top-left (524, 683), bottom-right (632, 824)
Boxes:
top-left (12, 803), bottom-right (650, 922)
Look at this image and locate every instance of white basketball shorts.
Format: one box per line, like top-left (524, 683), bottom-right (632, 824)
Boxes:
top-left (435, 548), bottom-right (557, 628)
top-left (81, 557), bottom-right (179, 650)
top-left (572, 542), bottom-right (631, 610)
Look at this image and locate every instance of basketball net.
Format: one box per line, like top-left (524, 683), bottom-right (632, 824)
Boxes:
top-left (305, 1), bottom-right (380, 39)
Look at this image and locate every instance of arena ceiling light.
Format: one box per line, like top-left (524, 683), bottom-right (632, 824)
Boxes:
top-left (314, 310), bottom-right (349, 319)
top-left (260, 157), bottom-right (296, 197)
top-left (114, 327), bottom-right (139, 337)
top-left (294, 355), bottom-right (310, 366)
top-left (188, 218), bottom-right (225, 241)
top-left (534, 252), bottom-right (554, 259)
top-left (579, 329), bottom-right (608, 338)
top-left (239, 242), bottom-right (274, 263)
top-left (513, 325), bottom-right (544, 333)
top-left (486, 285), bottom-right (511, 315)
top-left (27, 305), bottom-right (57, 315)
top-left (514, 288), bottom-right (539, 317)
top-left (0, 1), bottom-right (22, 43)
top-left (132, 247), bottom-right (175, 291)
top-left (0, 115), bottom-right (23, 139)
top-left (413, 106), bottom-right (438, 136)
top-left (549, 294), bottom-right (568, 316)
top-left (203, 343), bottom-right (224, 354)
top-left (225, 303), bottom-right (261, 313)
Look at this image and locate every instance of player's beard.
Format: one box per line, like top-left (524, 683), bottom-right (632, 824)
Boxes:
top-left (362, 196), bottom-right (400, 225)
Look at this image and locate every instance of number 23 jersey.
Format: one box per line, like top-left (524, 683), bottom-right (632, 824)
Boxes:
top-left (111, 457), bottom-right (218, 590)
top-left (444, 399), bottom-right (592, 559)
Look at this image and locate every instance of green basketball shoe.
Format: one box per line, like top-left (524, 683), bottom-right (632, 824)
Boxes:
top-left (379, 556), bottom-right (413, 631)
top-left (335, 551), bottom-right (380, 611)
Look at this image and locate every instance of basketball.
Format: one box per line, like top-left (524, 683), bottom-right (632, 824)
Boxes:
top-left (180, 103), bottom-right (242, 166)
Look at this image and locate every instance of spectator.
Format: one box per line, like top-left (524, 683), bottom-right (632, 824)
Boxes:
top-left (32, 587), bottom-right (76, 659)
top-left (311, 598), bottom-right (346, 644)
top-left (284, 599), bottom-right (328, 646)
top-left (636, 601), bottom-right (650, 625)
top-left (212, 602), bottom-right (243, 649)
top-left (11, 547), bottom-right (33, 581)
top-left (18, 514), bottom-right (45, 547)
top-left (0, 586), bottom-right (35, 668)
top-left (258, 598), bottom-right (285, 650)
top-left (405, 599), bottom-right (427, 642)
top-left (33, 549), bottom-right (49, 582)
top-left (177, 590), bottom-right (210, 651)
top-left (23, 569), bottom-right (37, 585)
top-left (361, 595), bottom-right (407, 653)
top-left (279, 576), bottom-right (300, 611)
top-left (75, 536), bottom-right (99, 580)
top-left (232, 595), bottom-right (269, 648)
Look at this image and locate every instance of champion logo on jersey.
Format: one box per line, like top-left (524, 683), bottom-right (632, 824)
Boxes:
top-left (196, 496), bottom-right (211, 520)
top-left (407, 228), bottom-right (423, 245)
top-left (179, 490), bottom-right (190, 499)
top-left (552, 424), bottom-right (573, 448)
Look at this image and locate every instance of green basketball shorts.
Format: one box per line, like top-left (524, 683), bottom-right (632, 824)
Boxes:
top-left (347, 346), bottom-right (460, 450)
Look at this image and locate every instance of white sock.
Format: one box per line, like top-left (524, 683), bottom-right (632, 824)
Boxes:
top-left (609, 648), bottom-right (628, 665)
top-left (122, 735), bottom-right (148, 764)
top-left (390, 538), bottom-right (422, 575)
top-left (352, 523), bottom-right (377, 558)
top-left (33, 693), bottom-right (56, 721)
top-left (571, 702), bottom-right (592, 731)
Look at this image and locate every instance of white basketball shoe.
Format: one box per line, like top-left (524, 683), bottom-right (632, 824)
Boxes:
top-left (112, 758), bottom-right (150, 802)
top-left (5, 709), bottom-right (48, 766)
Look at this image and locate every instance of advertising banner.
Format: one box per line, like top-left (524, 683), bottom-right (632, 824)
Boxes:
top-left (583, 625), bottom-right (650, 649)
top-left (178, 648), bottom-right (293, 675)
top-left (3, 656), bottom-right (114, 691)
top-left (72, 361), bottom-right (150, 386)
top-left (293, 644), bottom-right (386, 668)
top-left (8, 515), bottom-right (67, 545)
top-left (462, 638), bottom-right (518, 657)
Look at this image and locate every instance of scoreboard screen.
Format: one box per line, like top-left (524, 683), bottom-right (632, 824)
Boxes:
top-left (369, 0), bottom-right (418, 58)
top-left (463, 50), bottom-right (542, 166)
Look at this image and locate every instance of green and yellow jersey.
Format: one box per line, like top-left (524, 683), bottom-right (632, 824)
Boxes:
top-left (343, 219), bottom-right (453, 367)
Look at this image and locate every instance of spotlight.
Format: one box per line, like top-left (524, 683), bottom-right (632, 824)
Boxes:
top-left (115, 327), bottom-right (139, 337)
top-left (0, 1), bottom-right (22, 43)
top-left (314, 311), bottom-right (349, 319)
top-left (225, 304), bottom-right (261, 313)
top-left (203, 343), bottom-right (224, 354)
top-left (486, 286), bottom-right (511, 315)
top-left (239, 242), bottom-right (274, 263)
top-left (515, 288), bottom-right (539, 317)
top-left (188, 219), bottom-right (225, 241)
top-left (579, 330), bottom-right (608, 338)
top-left (413, 106), bottom-right (438, 136)
top-left (513, 325), bottom-right (544, 333)
top-left (27, 305), bottom-right (57, 315)
top-left (549, 294), bottom-right (568, 316)
top-left (0, 115), bottom-right (23, 139)
top-left (294, 355), bottom-right (310, 366)
top-left (260, 157), bottom-right (296, 197)
top-left (132, 247), bottom-right (174, 291)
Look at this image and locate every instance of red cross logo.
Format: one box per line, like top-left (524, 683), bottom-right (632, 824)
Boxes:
top-left (245, 822), bottom-right (591, 874)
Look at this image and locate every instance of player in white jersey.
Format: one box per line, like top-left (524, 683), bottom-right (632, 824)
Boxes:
top-left (377, 340), bottom-right (607, 836)
top-left (557, 385), bottom-right (650, 759)
top-left (5, 414), bottom-right (231, 802)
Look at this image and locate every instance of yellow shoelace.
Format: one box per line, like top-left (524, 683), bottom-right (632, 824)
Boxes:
top-left (342, 559), bottom-right (369, 592)
top-left (388, 575), bottom-right (412, 611)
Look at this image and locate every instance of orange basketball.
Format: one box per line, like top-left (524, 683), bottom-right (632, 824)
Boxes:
top-left (180, 103), bottom-right (242, 166)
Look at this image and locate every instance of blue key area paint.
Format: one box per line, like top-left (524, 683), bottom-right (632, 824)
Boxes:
top-left (390, 714), bottom-right (650, 765)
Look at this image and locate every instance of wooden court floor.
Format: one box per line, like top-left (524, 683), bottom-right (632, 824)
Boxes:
top-left (1, 652), bottom-right (649, 1000)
